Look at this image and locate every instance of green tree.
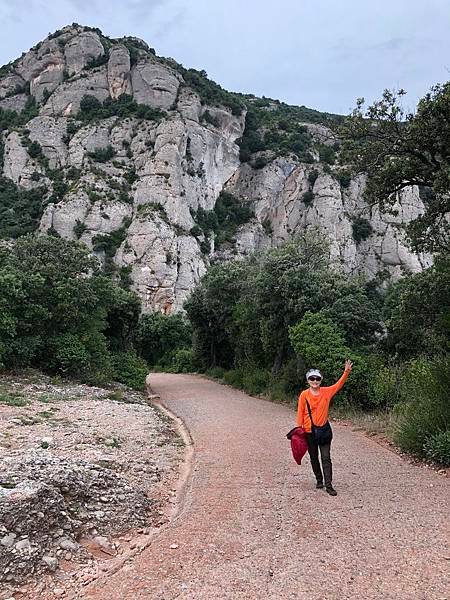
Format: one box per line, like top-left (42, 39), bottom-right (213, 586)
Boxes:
top-left (184, 261), bottom-right (245, 368)
top-left (0, 236), bottom-right (141, 384)
top-left (289, 311), bottom-right (369, 406)
top-left (382, 257), bottom-right (450, 359)
top-left (289, 312), bottom-right (349, 382)
top-left (341, 85), bottom-right (450, 253)
top-left (136, 312), bottom-right (192, 366)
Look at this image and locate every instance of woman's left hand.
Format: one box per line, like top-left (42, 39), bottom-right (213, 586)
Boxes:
top-left (345, 359), bottom-right (353, 372)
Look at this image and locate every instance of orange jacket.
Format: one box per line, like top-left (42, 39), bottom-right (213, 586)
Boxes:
top-left (296, 370), bottom-right (350, 432)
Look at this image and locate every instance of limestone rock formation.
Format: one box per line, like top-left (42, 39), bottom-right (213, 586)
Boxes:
top-left (0, 25), bottom-right (433, 313)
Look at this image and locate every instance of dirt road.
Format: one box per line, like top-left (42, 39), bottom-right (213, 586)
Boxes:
top-left (85, 374), bottom-right (449, 600)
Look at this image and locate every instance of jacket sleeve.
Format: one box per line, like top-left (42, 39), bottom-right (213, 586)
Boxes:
top-left (297, 392), bottom-right (306, 427)
top-left (325, 369), bottom-right (350, 399)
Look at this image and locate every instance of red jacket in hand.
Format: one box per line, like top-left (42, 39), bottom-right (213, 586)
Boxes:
top-left (286, 426), bottom-right (308, 465)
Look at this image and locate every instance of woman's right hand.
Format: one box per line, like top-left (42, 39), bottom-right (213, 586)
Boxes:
top-left (345, 359), bottom-right (353, 372)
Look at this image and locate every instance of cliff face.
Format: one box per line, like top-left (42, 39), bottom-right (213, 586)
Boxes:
top-left (0, 25), bottom-right (431, 312)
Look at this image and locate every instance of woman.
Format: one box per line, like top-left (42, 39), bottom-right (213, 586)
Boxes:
top-left (297, 360), bottom-right (353, 496)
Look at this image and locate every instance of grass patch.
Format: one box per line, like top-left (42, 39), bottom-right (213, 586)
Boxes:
top-left (104, 436), bottom-right (121, 448)
top-left (106, 390), bottom-right (124, 402)
top-left (330, 404), bottom-right (399, 437)
top-left (0, 392), bottom-right (28, 407)
top-left (38, 394), bottom-right (55, 403)
top-left (36, 409), bottom-right (58, 419)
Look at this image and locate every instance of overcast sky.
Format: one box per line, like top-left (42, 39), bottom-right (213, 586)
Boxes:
top-left (1, 0), bottom-right (449, 114)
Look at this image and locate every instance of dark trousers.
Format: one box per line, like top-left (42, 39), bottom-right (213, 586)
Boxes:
top-left (306, 433), bottom-right (332, 488)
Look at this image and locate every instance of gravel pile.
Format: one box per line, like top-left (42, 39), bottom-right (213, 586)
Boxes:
top-left (0, 372), bottom-right (182, 593)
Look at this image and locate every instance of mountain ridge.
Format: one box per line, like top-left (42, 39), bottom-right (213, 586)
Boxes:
top-left (0, 24), bottom-right (431, 313)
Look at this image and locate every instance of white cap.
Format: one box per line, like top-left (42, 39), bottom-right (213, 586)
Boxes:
top-left (306, 369), bottom-right (322, 380)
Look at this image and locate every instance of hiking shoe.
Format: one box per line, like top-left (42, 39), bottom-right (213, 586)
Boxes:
top-left (316, 481), bottom-right (324, 489)
top-left (326, 486), bottom-right (337, 496)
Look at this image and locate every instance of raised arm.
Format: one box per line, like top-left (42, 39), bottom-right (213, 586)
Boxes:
top-left (326, 360), bottom-right (353, 398)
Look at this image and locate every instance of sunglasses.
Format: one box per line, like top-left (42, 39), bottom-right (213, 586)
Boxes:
top-left (308, 376), bottom-right (322, 382)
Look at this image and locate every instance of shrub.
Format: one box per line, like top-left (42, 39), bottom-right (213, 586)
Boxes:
top-left (88, 145), bottom-right (116, 162)
top-left (48, 333), bottom-right (90, 375)
top-left (318, 144), bottom-right (336, 165)
top-left (223, 369), bottom-right (245, 389)
top-left (206, 366), bottom-right (226, 379)
top-left (27, 140), bottom-right (44, 159)
top-left (0, 393), bottom-right (28, 407)
top-left (92, 218), bottom-right (130, 259)
top-left (73, 220), bottom-right (87, 239)
top-left (308, 169), bottom-right (319, 186)
top-left (111, 351), bottom-right (148, 390)
top-left (338, 171), bottom-right (352, 188)
top-left (78, 94), bottom-right (164, 123)
top-left (267, 359), bottom-right (302, 403)
top-left (352, 216), bottom-right (373, 243)
top-left (179, 68), bottom-right (244, 116)
top-left (213, 191), bottom-right (254, 248)
top-left (289, 311), bottom-right (369, 406)
top-left (201, 110), bottom-right (220, 127)
top-left (169, 348), bottom-right (196, 373)
top-left (423, 431), bottom-right (450, 466)
top-left (367, 363), bottom-right (402, 408)
top-left (253, 156), bottom-right (269, 169)
top-left (86, 50), bottom-right (109, 70)
top-left (302, 191), bottom-right (314, 206)
top-left (241, 368), bottom-right (270, 396)
top-left (136, 313), bottom-right (192, 367)
top-left (394, 359), bottom-right (449, 457)
top-left (0, 177), bottom-right (48, 239)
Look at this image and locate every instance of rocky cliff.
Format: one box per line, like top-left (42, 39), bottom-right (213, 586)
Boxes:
top-left (0, 25), bottom-right (432, 312)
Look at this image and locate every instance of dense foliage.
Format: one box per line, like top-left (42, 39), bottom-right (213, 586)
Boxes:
top-left (177, 68), bottom-right (244, 116)
top-left (0, 177), bottom-right (48, 239)
top-left (190, 191), bottom-right (254, 252)
top-left (237, 97), bottom-right (343, 166)
top-left (0, 236), bottom-right (146, 389)
top-left (136, 312), bottom-right (192, 369)
top-left (341, 85), bottom-right (450, 253)
top-left (185, 233), bottom-right (381, 401)
top-left (184, 233), bottom-right (449, 464)
top-left (78, 94), bottom-right (165, 123)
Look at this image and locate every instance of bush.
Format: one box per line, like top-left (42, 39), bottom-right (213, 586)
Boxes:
top-left (267, 359), bottom-right (302, 403)
top-left (289, 311), bottom-right (370, 406)
top-left (112, 351), bottom-right (148, 390)
top-left (394, 359), bottom-right (449, 457)
top-left (223, 369), bottom-right (245, 389)
top-left (338, 171), bottom-right (352, 188)
top-left (241, 368), bottom-right (270, 396)
top-left (136, 313), bottom-right (192, 366)
top-left (88, 145), bottom-right (116, 162)
top-left (423, 431), bottom-right (450, 466)
top-left (48, 333), bottom-right (90, 375)
top-left (0, 236), bottom-right (142, 386)
top-left (308, 169), bottom-right (319, 186)
top-left (367, 363), bottom-right (402, 408)
top-left (352, 216), bottom-right (373, 243)
top-left (78, 94), bottom-right (164, 123)
top-left (206, 367), bottom-right (226, 379)
top-left (169, 348), bottom-right (196, 373)
top-left (0, 177), bottom-right (48, 239)
top-left (302, 191), bottom-right (314, 206)
top-left (318, 144), bottom-right (336, 164)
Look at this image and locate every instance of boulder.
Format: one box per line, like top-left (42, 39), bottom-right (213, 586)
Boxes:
top-left (107, 45), bottom-right (132, 99)
top-left (64, 31), bottom-right (105, 75)
top-left (131, 60), bottom-right (181, 110)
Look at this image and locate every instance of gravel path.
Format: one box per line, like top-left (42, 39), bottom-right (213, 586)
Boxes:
top-left (85, 374), bottom-right (449, 600)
